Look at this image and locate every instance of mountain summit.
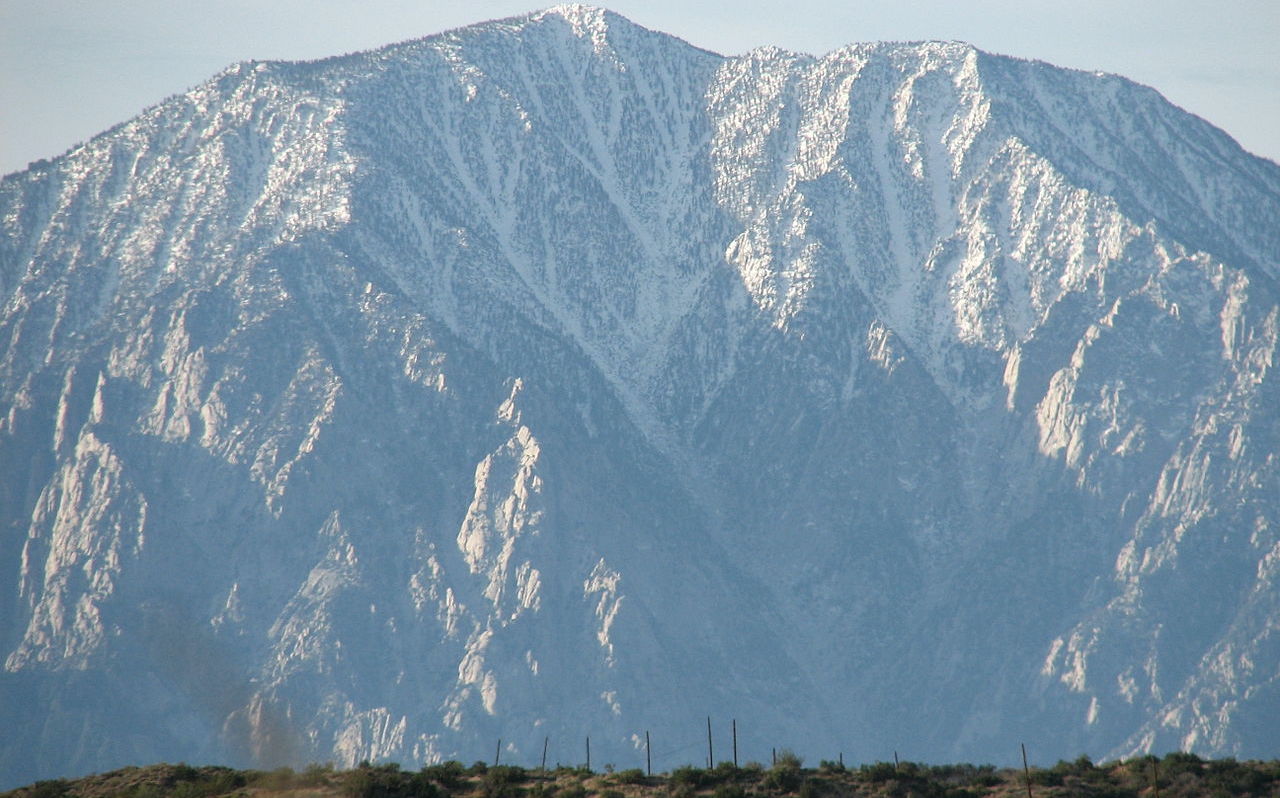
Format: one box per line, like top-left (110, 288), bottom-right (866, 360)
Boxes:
top-left (2, 7), bottom-right (1278, 786)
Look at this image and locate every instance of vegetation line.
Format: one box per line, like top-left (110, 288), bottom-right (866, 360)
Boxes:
top-left (6, 751), bottom-right (1280, 798)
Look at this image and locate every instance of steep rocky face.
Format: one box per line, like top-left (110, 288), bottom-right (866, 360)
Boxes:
top-left (1, 5), bottom-right (1278, 787)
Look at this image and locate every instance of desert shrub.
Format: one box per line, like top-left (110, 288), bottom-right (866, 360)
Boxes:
top-left (1029, 766), bottom-right (1063, 787)
top-left (249, 768), bottom-right (300, 792)
top-left (922, 764), bottom-right (1000, 788)
top-left (422, 761), bottom-right (466, 789)
top-left (599, 790), bottom-right (624, 798)
top-left (300, 763), bottom-right (336, 787)
top-left (343, 765), bottom-right (396, 798)
top-left (670, 767), bottom-right (709, 789)
top-left (615, 769), bottom-right (647, 785)
top-left (1203, 758), bottom-right (1269, 795)
top-left (709, 763), bottom-right (742, 784)
top-left (762, 749), bottom-right (804, 793)
top-left (713, 784), bottom-right (746, 798)
top-left (24, 782), bottom-right (69, 798)
top-left (1157, 751), bottom-right (1204, 783)
top-left (486, 767), bottom-right (528, 785)
top-left (170, 766), bottom-right (200, 785)
top-left (795, 779), bottom-right (819, 798)
top-left (169, 773), bottom-right (246, 798)
top-left (482, 766), bottom-right (528, 798)
top-left (343, 763), bottom-right (438, 798)
top-left (859, 762), bottom-right (900, 784)
top-left (774, 752), bottom-right (803, 771)
top-left (470, 762), bottom-right (490, 776)
top-left (407, 773), bottom-right (442, 798)
top-left (557, 785), bottom-right (587, 798)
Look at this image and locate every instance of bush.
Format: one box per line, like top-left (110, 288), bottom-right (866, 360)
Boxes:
top-left (481, 766), bottom-right (527, 798)
top-left (923, 764), bottom-right (1000, 788)
top-left (485, 766), bottom-right (528, 785)
top-left (343, 764), bottom-right (438, 798)
top-left (763, 748), bottom-right (805, 792)
top-left (670, 767), bottom-right (709, 789)
top-left (422, 761), bottom-right (466, 789)
top-left (25, 782), bottom-right (69, 798)
top-left (710, 763), bottom-right (741, 784)
top-left (615, 769), bottom-right (647, 785)
top-left (795, 779), bottom-right (820, 798)
top-left (774, 751), bottom-right (803, 771)
top-left (300, 763), bottom-right (336, 787)
top-left (1203, 757), bottom-right (1268, 795)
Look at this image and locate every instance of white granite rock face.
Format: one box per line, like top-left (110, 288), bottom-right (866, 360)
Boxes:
top-left (1, 5), bottom-right (1278, 786)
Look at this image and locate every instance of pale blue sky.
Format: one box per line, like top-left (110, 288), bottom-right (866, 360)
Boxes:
top-left (2, 0), bottom-right (1277, 175)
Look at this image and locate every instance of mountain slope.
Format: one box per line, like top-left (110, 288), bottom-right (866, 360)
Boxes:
top-left (1, 5), bottom-right (1278, 786)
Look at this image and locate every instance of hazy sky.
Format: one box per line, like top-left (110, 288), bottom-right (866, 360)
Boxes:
top-left (2, 0), bottom-right (1277, 176)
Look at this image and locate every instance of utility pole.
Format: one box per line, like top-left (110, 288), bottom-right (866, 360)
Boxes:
top-left (732, 719), bottom-right (738, 768)
top-left (645, 731), bottom-right (652, 777)
top-left (706, 717), bottom-right (713, 768)
top-left (586, 736), bottom-right (591, 772)
top-left (1021, 743), bottom-right (1033, 798)
top-left (541, 736), bottom-right (548, 771)
top-left (494, 739), bottom-right (501, 767)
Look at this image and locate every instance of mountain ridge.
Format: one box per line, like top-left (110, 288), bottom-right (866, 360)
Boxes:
top-left (1, 6), bottom-right (1278, 788)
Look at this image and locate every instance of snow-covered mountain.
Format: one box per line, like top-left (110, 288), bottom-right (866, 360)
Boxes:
top-left (2, 5), bottom-right (1278, 786)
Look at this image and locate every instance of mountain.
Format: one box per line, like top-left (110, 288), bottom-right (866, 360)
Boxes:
top-left (2, 4), bottom-right (1278, 786)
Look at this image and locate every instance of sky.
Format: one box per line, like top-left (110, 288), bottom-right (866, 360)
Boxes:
top-left (1, 0), bottom-right (1277, 176)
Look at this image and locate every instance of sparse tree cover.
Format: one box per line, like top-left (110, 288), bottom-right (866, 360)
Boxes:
top-left (6, 754), bottom-right (1280, 798)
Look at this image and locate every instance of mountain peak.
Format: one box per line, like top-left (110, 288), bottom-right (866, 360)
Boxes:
top-left (531, 4), bottom-right (621, 51)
